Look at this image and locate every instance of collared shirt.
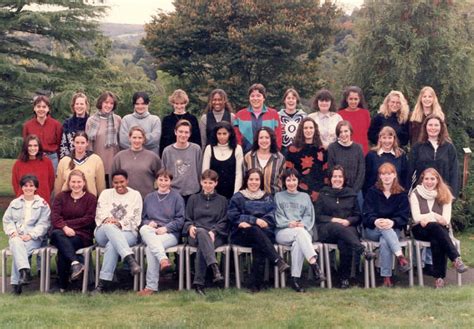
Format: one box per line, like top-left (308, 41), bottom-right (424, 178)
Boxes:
top-left (308, 111), bottom-right (342, 148)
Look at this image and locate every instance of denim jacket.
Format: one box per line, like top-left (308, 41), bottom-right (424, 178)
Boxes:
top-left (2, 195), bottom-right (51, 240)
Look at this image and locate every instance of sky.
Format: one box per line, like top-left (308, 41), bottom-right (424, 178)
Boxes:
top-left (103, 0), bottom-right (364, 25)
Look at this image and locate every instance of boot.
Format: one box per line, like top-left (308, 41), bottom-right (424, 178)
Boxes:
top-left (397, 255), bottom-right (411, 273)
top-left (310, 262), bottom-right (325, 282)
top-left (70, 262), bottom-right (85, 281)
top-left (92, 279), bottom-right (112, 294)
top-left (210, 263), bottom-right (224, 283)
top-left (291, 277), bottom-right (305, 293)
top-left (453, 257), bottom-right (468, 273)
top-left (11, 284), bottom-right (22, 295)
top-left (276, 258), bottom-right (290, 273)
top-left (19, 268), bottom-right (32, 285)
top-left (194, 284), bottom-right (206, 296)
top-left (124, 254), bottom-right (141, 276)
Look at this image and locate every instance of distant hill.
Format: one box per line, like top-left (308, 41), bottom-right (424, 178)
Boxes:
top-left (100, 23), bottom-right (145, 44)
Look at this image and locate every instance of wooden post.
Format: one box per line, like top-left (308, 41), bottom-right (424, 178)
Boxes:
top-left (462, 148), bottom-right (471, 197)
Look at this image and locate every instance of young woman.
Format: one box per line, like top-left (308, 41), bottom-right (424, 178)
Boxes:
top-left (410, 168), bottom-right (467, 288)
top-left (199, 89), bottom-right (235, 146)
top-left (202, 121), bottom-right (244, 199)
top-left (228, 169), bottom-right (289, 292)
top-left (60, 92), bottom-right (90, 158)
top-left (12, 135), bottom-right (55, 204)
top-left (55, 131), bottom-right (106, 197)
top-left (408, 115), bottom-right (459, 197)
top-left (22, 95), bottom-right (63, 172)
top-left (278, 88), bottom-right (307, 155)
top-left (275, 168), bottom-right (323, 292)
top-left (286, 117), bottom-right (327, 202)
top-left (368, 90), bottom-right (410, 147)
top-left (3, 174), bottom-right (50, 295)
top-left (308, 89), bottom-right (342, 149)
top-left (243, 127), bottom-right (285, 195)
top-left (409, 86), bottom-right (445, 145)
top-left (85, 91), bottom-right (121, 187)
top-left (234, 83), bottom-right (282, 153)
top-left (315, 166), bottom-right (375, 289)
top-left (364, 126), bottom-right (408, 193)
top-left (50, 170), bottom-right (97, 292)
top-left (183, 170), bottom-right (228, 295)
top-left (112, 126), bottom-right (162, 199)
top-left (159, 89), bottom-right (201, 156)
top-left (137, 169), bottom-right (185, 296)
top-left (338, 86), bottom-right (371, 155)
top-left (363, 163), bottom-right (411, 287)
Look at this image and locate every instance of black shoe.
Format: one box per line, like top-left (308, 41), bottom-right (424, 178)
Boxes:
top-left (11, 284), bottom-right (22, 295)
top-left (19, 269), bottom-right (32, 285)
top-left (291, 277), bottom-right (305, 293)
top-left (247, 284), bottom-right (261, 293)
top-left (70, 263), bottom-right (84, 281)
top-left (194, 284), bottom-right (206, 296)
top-left (92, 279), bottom-right (111, 294)
top-left (340, 279), bottom-right (350, 289)
top-left (124, 254), bottom-right (141, 276)
top-left (276, 258), bottom-right (290, 273)
top-left (310, 263), bottom-right (326, 282)
top-left (363, 250), bottom-right (377, 261)
top-left (210, 263), bottom-right (224, 283)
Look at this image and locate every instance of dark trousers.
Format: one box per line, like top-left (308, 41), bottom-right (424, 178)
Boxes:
top-left (412, 223), bottom-right (459, 279)
top-left (188, 228), bottom-right (225, 285)
top-left (232, 226), bottom-right (279, 287)
top-left (319, 223), bottom-right (364, 280)
top-left (50, 229), bottom-right (85, 289)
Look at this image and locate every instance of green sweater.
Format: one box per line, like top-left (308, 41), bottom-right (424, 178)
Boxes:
top-left (274, 190), bottom-right (314, 234)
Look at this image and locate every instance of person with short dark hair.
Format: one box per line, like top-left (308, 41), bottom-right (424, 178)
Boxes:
top-left (3, 174), bottom-right (50, 295)
top-left (278, 88), bottom-right (307, 155)
top-left (308, 89), bottom-right (342, 149)
top-left (60, 92), bottom-right (90, 158)
top-left (199, 89), bottom-right (235, 146)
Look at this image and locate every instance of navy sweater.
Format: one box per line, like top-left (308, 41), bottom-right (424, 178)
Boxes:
top-left (367, 113), bottom-right (409, 146)
top-left (364, 150), bottom-right (408, 193)
top-left (362, 187), bottom-right (409, 230)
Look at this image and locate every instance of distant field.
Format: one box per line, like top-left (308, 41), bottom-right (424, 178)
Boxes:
top-left (0, 158), bottom-right (14, 197)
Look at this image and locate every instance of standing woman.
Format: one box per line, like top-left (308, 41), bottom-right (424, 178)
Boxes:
top-left (50, 170), bottom-right (97, 292)
top-left (308, 89), bottom-right (342, 149)
top-left (315, 166), bottom-right (375, 289)
top-left (286, 117), bottom-right (327, 202)
top-left (243, 127), bottom-right (285, 195)
top-left (202, 121), bottom-right (244, 199)
top-left (3, 174), bottom-right (50, 295)
top-left (278, 88), bottom-right (307, 155)
top-left (275, 168), bottom-right (323, 292)
top-left (363, 163), bottom-right (411, 287)
top-left (228, 169), bottom-right (289, 292)
top-left (364, 126), bottom-right (408, 193)
top-left (112, 126), bottom-right (162, 199)
top-left (12, 135), bottom-right (55, 205)
top-left (199, 89), bottom-right (235, 147)
top-left (22, 95), bottom-right (63, 172)
top-left (410, 168), bottom-right (467, 288)
top-left (368, 90), bottom-right (410, 147)
top-left (409, 86), bottom-right (445, 146)
top-left (338, 86), bottom-right (371, 155)
top-left (55, 131), bottom-right (106, 197)
top-left (60, 92), bottom-right (90, 158)
top-left (408, 115), bottom-right (459, 197)
top-left (85, 91), bottom-right (121, 187)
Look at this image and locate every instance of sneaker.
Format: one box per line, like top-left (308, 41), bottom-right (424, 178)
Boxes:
top-left (70, 263), bottom-right (84, 281)
top-left (452, 257), bottom-right (468, 273)
top-left (160, 258), bottom-right (172, 272)
top-left (137, 288), bottom-right (155, 296)
top-left (276, 258), bottom-right (290, 273)
top-left (435, 278), bottom-right (445, 289)
top-left (397, 255), bottom-right (411, 273)
top-left (383, 277), bottom-right (393, 288)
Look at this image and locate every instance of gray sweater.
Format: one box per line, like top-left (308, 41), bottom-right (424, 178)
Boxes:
top-left (119, 113), bottom-right (161, 154)
top-left (327, 142), bottom-right (365, 192)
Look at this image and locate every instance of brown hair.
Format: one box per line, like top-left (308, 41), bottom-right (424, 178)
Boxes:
top-left (418, 114), bottom-right (451, 145)
top-left (248, 83), bottom-right (266, 99)
top-left (155, 168), bottom-right (173, 180)
top-left (204, 89), bottom-right (233, 114)
top-left (293, 117), bottom-right (322, 149)
top-left (69, 131), bottom-right (89, 170)
top-left (201, 169), bottom-right (219, 182)
top-left (282, 88), bottom-right (300, 104)
top-left (312, 89), bottom-right (337, 112)
top-left (375, 162), bottom-right (404, 194)
top-left (19, 135), bottom-right (44, 162)
top-left (66, 169), bottom-right (89, 193)
top-left (175, 119), bottom-right (192, 132)
top-left (335, 120), bottom-right (353, 138)
top-left (372, 126), bottom-right (404, 158)
top-left (33, 95), bottom-right (51, 115)
top-left (168, 89), bottom-right (189, 105)
top-left (96, 91), bottom-right (117, 111)
top-left (416, 168), bottom-right (453, 204)
top-left (128, 126), bottom-right (147, 142)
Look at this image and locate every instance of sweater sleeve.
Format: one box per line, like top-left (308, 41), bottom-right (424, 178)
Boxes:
top-left (211, 197), bottom-right (229, 237)
top-left (262, 195), bottom-right (276, 228)
top-left (227, 193), bottom-right (257, 225)
top-left (390, 193), bottom-right (410, 229)
top-left (353, 145), bottom-right (365, 192)
top-left (119, 118), bottom-right (131, 150)
top-left (398, 122), bottom-right (410, 147)
top-left (314, 196), bottom-right (332, 224)
top-left (190, 116), bottom-right (202, 148)
top-left (95, 190), bottom-right (110, 226)
top-left (164, 194), bottom-right (185, 233)
top-left (347, 198), bottom-right (361, 226)
top-left (447, 143), bottom-right (459, 197)
top-left (54, 158), bottom-right (67, 195)
top-left (146, 117), bottom-right (161, 152)
top-left (51, 193), bottom-right (67, 229)
top-left (95, 156), bottom-right (106, 196)
top-left (234, 145), bottom-right (244, 193)
top-left (202, 145), bottom-right (212, 172)
top-left (199, 114), bottom-right (207, 147)
top-left (11, 161), bottom-right (20, 197)
top-left (302, 194), bottom-right (315, 231)
top-left (65, 196), bottom-right (97, 230)
top-left (118, 191), bottom-right (142, 232)
top-left (367, 115), bottom-right (382, 145)
top-left (274, 193), bottom-right (290, 229)
top-left (183, 194), bottom-right (196, 234)
top-left (362, 189), bottom-right (378, 229)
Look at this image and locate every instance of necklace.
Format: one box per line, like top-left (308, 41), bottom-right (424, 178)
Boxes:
top-left (71, 192), bottom-right (85, 203)
top-left (157, 191), bottom-right (170, 202)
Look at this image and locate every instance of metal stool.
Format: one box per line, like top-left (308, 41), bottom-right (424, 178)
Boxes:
top-left (185, 244), bottom-right (230, 290)
top-left (1, 247), bottom-right (46, 293)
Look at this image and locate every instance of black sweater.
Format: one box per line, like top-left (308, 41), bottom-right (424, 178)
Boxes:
top-left (183, 191), bottom-right (228, 237)
top-left (159, 112), bottom-right (202, 157)
top-left (367, 113), bottom-right (409, 146)
top-left (362, 187), bottom-right (409, 230)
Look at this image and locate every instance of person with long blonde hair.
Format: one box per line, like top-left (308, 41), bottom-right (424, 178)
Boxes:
top-left (409, 87), bottom-right (445, 145)
top-left (368, 90), bottom-right (410, 146)
top-left (410, 168), bottom-right (467, 288)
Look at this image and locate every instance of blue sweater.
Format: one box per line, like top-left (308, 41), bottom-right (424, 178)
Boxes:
top-left (362, 187), bottom-right (409, 230)
top-left (274, 190), bottom-right (314, 233)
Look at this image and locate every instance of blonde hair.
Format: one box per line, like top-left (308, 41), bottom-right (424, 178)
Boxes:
top-left (417, 168), bottom-right (453, 204)
top-left (66, 169), bottom-right (89, 193)
top-left (378, 90), bottom-right (409, 124)
top-left (375, 162), bottom-right (404, 194)
top-left (372, 126), bottom-right (404, 158)
top-left (410, 86), bottom-right (444, 123)
top-left (128, 126), bottom-right (147, 143)
top-left (70, 92), bottom-right (89, 115)
top-left (168, 89), bottom-right (189, 105)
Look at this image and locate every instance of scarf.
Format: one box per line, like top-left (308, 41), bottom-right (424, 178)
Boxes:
top-left (86, 111), bottom-right (118, 148)
top-left (132, 110), bottom-right (150, 120)
top-left (414, 184), bottom-right (437, 201)
top-left (240, 188), bottom-right (266, 200)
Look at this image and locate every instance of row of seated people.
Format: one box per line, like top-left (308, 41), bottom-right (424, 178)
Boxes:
top-left (3, 164), bottom-right (467, 295)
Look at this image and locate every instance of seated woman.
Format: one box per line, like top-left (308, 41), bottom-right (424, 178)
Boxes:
top-left (228, 169), bottom-right (289, 292)
top-left (410, 168), bottom-right (468, 288)
top-left (315, 165), bottom-right (375, 289)
top-left (50, 170), bottom-right (97, 292)
top-left (183, 169), bottom-right (228, 295)
top-left (2, 174), bottom-right (50, 295)
top-left (275, 168), bottom-right (323, 292)
top-left (137, 169), bottom-right (185, 296)
top-left (363, 163), bottom-right (411, 287)
top-left (94, 170), bottom-right (142, 293)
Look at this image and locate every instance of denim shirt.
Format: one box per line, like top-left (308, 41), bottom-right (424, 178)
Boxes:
top-left (2, 195), bottom-right (51, 240)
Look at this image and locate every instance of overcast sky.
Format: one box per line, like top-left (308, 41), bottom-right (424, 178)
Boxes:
top-left (103, 0), bottom-right (364, 24)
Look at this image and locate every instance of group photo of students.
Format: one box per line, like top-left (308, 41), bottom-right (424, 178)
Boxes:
top-left (3, 83), bottom-right (468, 296)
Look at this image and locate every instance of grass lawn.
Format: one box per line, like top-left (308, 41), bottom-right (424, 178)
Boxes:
top-left (0, 158), bottom-right (14, 196)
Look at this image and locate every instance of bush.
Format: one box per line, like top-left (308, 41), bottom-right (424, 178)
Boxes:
top-left (0, 136), bottom-right (22, 159)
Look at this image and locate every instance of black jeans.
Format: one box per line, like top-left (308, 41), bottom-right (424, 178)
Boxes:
top-left (412, 223), bottom-right (459, 278)
top-left (232, 226), bottom-right (279, 288)
top-left (50, 229), bottom-right (85, 289)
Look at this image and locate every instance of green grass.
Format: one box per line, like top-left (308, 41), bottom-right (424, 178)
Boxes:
top-left (0, 158), bottom-right (14, 196)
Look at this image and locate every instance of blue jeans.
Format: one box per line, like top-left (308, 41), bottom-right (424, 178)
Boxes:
top-left (364, 228), bottom-right (401, 277)
top-left (95, 224), bottom-right (137, 281)
top-left (139, 225), bottom-right (178, 291)
top-left (45, 152), bottom-right (58, 174)
top-left (276, 227), bottom-right (316, 278)
top-left (8, 237), bottom-right (43, 284)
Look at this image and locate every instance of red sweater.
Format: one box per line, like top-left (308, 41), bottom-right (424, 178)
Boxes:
top-left (12, 158), bottom-right (55, 204)
top-left (338, 108), bottom-right (371, 155)
top-left (23, 117), bottom-right (63, 153)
